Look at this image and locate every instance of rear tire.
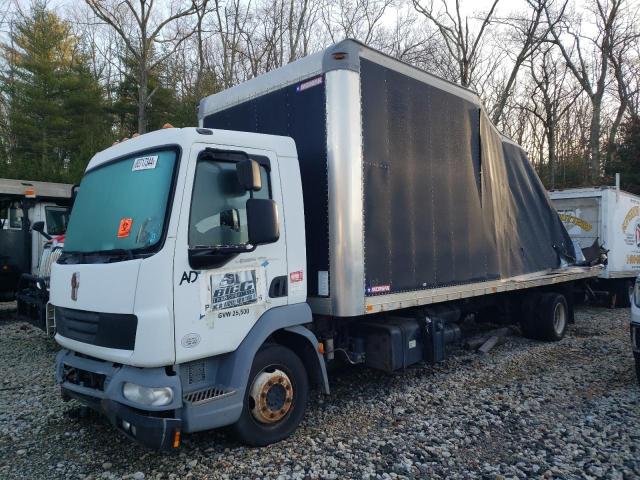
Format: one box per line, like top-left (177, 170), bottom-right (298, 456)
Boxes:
top-left (520, 292), bottom-right (568, 341)
top-left (614, 280), bottom-right (632, 308)
top-left (520, 292), bottom-right (542, 340)
top-left (231, 344), bottom-right (308, 446)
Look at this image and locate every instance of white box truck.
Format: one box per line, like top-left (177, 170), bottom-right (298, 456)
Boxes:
top-left (51, 40), bottom-right (601, 450)
top-left (549, 186), bottom-right (640, 306)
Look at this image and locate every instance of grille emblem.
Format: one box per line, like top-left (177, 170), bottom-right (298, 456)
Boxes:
top-left (71, 272), bottom-right (80, 301)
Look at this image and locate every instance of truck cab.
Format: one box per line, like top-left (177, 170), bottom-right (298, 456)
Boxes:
top-left (52, 127), bottom-right (326, 449)
top-left (0, 179), bottom-right (72, 298)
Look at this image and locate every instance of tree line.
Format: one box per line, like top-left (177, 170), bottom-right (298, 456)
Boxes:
top-left (0, 0), bottom-right (639, 192)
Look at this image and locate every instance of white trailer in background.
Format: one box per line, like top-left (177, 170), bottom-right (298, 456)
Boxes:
top-left (549, 186), bottom-right (640, 306)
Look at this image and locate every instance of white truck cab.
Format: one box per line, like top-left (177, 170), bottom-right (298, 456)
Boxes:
top-left (52, 127), bottom-right (324, 449)
top-left (0, 179), bottom-right (72, 299)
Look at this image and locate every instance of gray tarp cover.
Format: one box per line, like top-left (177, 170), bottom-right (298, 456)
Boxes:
top-left (361, 58), bottom-right (574, 295)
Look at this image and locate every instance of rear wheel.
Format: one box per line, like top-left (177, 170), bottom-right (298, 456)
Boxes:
top-left (612, 280), bottom-right (633, 308)
top-left (521, 292), bottom-right (568, 341)
top-left (231, 344), bottom-right (308, 446)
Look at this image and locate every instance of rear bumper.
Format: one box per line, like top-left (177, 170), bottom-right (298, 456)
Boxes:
top-left (62, 387), bottom-right (181, 450)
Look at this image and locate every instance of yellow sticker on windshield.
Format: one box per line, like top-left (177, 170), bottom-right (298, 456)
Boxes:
top-left (117, 218), bottom-right (133, 238)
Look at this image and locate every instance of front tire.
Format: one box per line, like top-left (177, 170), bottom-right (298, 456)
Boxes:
top-left (231, 344), bottom-right (308, 446)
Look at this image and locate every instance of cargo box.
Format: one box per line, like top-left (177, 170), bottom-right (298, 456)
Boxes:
top-left (199, 39), bottom-right (576, 318)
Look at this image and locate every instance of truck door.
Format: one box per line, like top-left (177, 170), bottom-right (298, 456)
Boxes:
top-left (173, 145), bottom-right (288, 364)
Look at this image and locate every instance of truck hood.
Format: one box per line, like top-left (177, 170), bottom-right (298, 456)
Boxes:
top-left (50, 259), bottom-right (141, 313)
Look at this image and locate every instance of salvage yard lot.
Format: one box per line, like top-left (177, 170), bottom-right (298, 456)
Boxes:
top-left (0, 304), bottom-right (638, 480)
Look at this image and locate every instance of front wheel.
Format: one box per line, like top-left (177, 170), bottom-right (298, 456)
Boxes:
top-left (231, 344), bottom-right (308, 446)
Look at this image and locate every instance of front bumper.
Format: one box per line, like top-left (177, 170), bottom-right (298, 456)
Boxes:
top-left (62, 387), bottom-right (181, 450)
top-left (16, 274), bottom-right (49, 329)
top-left (56, 349), bottom-right (183, 451)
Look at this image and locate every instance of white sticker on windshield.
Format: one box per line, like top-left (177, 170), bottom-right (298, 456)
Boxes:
top-left (132, 155), bottom-right (158, 171)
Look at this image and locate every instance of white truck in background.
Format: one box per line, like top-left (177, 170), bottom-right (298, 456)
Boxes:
top-left (0, 179), bottom-right (72, 312)
top-left (50, 40), bottom-right (601, 450)
top-left (549, 185), bottom-right (640, 307)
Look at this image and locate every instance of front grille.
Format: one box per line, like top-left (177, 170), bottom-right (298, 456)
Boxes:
top-left (37, 247), bottom-right (63, 285)
top-left (56, 307), bottom-right (137, 350)
top-left (183, 386), bottom-right (235, 405)
top-left (63, 364), bottom-right (106, 391)
top-left (187, 361), bottom-right (206, 384)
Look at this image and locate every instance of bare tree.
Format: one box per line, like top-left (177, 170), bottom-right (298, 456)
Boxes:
top-left (491, 0), bottom-right (561, 126)
top-left (545, 0), bottom-right (626, 180)
top-left (527, 49), bottom-right (580, 187)
top-left (604, 11), bottom-right (640, 163)
top-left (322, 0), bottom-right (396, 47)
top-left (412, 0), bottom-right (499, 88)
top-left (84, 0), bottom-right (198, 133)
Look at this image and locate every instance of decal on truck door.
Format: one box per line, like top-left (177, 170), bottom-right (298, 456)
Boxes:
top-left (209, 270), bottom-right (258, 311)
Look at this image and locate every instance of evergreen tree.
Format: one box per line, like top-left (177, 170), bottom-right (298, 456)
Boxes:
top-left (1, 2), bottom-right (110, 182)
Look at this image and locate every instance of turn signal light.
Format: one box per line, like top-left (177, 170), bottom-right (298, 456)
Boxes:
top-left (173, 430), bottom-right (181, 448)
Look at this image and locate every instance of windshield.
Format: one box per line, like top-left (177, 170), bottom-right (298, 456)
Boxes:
top-left (63, 149), bottom-right (177, 254)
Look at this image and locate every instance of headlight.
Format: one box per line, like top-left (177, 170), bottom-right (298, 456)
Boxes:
top-left (122, 382), bottom-right (173, 407)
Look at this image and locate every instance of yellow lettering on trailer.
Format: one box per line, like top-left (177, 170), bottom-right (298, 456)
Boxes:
top-left (622, 206), bottom-right (640, 232)
top-left (558, 213), bottom-right (593, 232)
top-left (628, 254), bottom-right (640, 265)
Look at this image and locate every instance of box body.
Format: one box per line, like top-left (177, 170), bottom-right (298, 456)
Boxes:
top-left (199, 40), bottom-right (575, 317)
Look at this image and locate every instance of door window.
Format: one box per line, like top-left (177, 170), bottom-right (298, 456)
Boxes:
top-left (9, 205), bottom-right (23, 229)
top-left (189, 158), bottom-right (270, 248)
top-left (45, 206), bottom-right (69, 235)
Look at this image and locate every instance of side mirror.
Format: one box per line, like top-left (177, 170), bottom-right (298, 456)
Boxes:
top-left (70, 184), bottom-right (80, 211)
top-left (236, 159), bottom-right (262, 191)
top-left (32, 221), bottom-right (52, 240)
top-left (247, 199), bottom-right (279, 246)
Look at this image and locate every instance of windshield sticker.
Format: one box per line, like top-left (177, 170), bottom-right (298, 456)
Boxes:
top-left (117, 217), bottom-right (133, 238)
top-left (132, 155), bottom-right (158, 171)
top-left (208, 270), bottom-right (258, 311)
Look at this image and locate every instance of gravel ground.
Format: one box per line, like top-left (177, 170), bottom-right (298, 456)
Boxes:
top-left (0, 304), bottom-right (638, 480)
